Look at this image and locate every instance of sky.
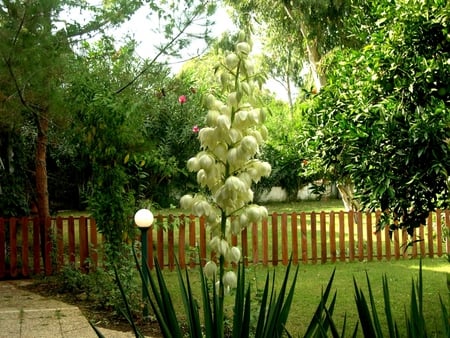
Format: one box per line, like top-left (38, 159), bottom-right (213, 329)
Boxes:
top-left (64, 2), bottom-right (293, 101)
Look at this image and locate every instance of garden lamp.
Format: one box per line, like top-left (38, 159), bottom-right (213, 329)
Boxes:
top-left (134, 208), bottom-right (154, 318)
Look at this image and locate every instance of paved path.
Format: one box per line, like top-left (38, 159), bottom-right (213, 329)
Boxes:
top-left (0, 280), bottom-right (146, 338)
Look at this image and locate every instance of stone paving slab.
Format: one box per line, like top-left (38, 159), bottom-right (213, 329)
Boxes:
top-left (0, 280), bottom-right (152, 338)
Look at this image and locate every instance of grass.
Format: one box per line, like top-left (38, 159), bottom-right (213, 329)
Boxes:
top-left (156, 257), bottom-right (449, 337)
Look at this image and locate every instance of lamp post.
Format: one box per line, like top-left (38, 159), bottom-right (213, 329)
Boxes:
top-left (134, 208), bottom-right (154, 318)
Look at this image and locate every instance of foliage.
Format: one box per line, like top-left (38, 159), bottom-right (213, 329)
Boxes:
top-left (122, 249), bottom-right (299, 338)
top-left (57, 246), bottom-right (141, 316)
top-left (306, 0), bottom-right (450, 234)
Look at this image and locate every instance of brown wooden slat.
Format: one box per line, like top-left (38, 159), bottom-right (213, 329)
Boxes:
top-left (21, 217), bottom-right (29, 277)
top-left (329, 212), bottom-right (336, 263)
top-left (385, 225), bottom-right (391, 260)
top-left (402, 229), bottom-right (408, 259)
top-left (157, 227), bottom-right (164, 269)
top-left (436, 209), bottom-right (443, 257)
top-left (394, 230), bottom-right (400, 260)
top-left (281, 213), bottom-right (288, 265)
top-left (56, 217), bottom-right (64, 271)
top-left (79, 216), bottom-right (89, 272)
top-left (89, 218), bottom-right (98, 269)
top-left (252, 222), bottom-right (259, 264)
top-left (168, 215), bottom-right (175, 271)
top-left (178, 215), bottom-right (186, 269)
top-left (148, 225), bottom-right (154, 269)
top-left (419, 224), bottom-right (425, 256)
top-left (242, 227), bottom-right (248, 266)
top-left (33, 217), bottom-right (40, 274)
top-left (44, 217), bottom-right (52, 275)
top-left (262, 218), bottom-right (268, 266)
top-left (189, 215), bottom-right (196, 268)
top-left (348, 211), bottom-right (355, 262)
top-left (272, 213), bottom-right (278, 265)
top-left (339, 211), bottom-right (345, 262)
top-left (291, 212), bottom-right (299, 264)
top-left (311, 212), bottom-right (317, 264)
top-left (375, 211), bottom-right (382, 260)
top-left (301, 212), bottom-right (308, 263)
top-left (68, 216), bottom-right (76, 265)
top-left (320, 212), bottom-right (327, 264)
top-left (10, 218), bottom-right (17, 278)
top-left (357, 212), bottom-right (364, 261)
top-left (168, 228), bottom-right (174, 271)
top-left (411, 227), bottom-right (418, 258)
top-left (427, 213), bottom-right (434, 258)
top-left (200, 216), bottom-right (206, 266)
top-left (366, 212), bottom-right (373, 261)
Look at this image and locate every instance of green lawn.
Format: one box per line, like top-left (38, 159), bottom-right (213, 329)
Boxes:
top-left (158, 257), bottom-right (449, 337)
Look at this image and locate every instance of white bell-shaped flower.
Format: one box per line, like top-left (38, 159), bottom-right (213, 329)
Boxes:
top-left (180, 194), bottom-right (194, 210)
top-left (206, 110), bottom-right (220, 126)
top-left (204, 261), bottom-right (217, 280)
top-left (187, 157), bottom-right (200, 172)
top-left (223, 271), bottom-right (238, 288)
top-left (228, 246), bottom-right (241, 263)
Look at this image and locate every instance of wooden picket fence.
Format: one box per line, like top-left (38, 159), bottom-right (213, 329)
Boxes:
top-left (0, 210), bottom-right (449, 279)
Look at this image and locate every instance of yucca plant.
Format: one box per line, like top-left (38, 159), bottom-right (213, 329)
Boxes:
top-left (128, 249), bottom-right (299, 338)
top-left (352, 259), bottom-right (449, 338)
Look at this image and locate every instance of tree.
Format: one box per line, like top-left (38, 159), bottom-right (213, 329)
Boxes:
top-left (0, 0), bottom-right (217, 259)
top-left (307, 0), bottom-right (450, 234)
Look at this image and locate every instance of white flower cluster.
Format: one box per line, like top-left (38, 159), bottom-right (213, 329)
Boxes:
top-left (180, 32), bottom-right (271, 289)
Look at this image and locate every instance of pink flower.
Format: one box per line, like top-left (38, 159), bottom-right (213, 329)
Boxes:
top-left (192, 125), bottom-right (200, 133)
top-left (178, 95), bottom-right (187, 104)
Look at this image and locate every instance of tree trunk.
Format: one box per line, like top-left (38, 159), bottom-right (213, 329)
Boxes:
top-left (36, 113), bottom-right (50, 219)
top-left (36, 111), bottom-right (49, 268)
top-left (299, 21), bottom-right (326, 91)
